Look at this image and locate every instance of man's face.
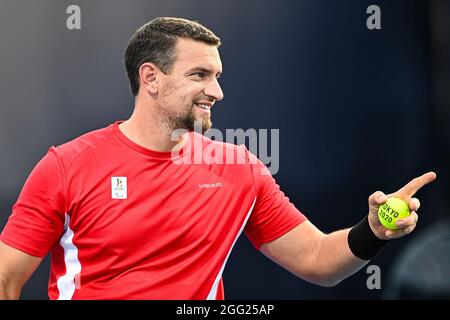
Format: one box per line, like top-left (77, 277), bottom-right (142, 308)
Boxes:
top-left (157, 38), bottom-right (224, 133)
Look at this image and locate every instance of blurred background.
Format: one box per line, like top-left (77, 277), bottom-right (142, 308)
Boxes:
top-left (0, 0), bottom-right (449, 299)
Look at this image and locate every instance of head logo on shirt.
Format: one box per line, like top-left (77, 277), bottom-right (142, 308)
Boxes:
top-left (111, 177), bottom-right (127, 199)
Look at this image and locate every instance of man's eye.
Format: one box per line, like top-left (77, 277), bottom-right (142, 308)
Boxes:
top-left (192, 72), bottom-right (207, 79)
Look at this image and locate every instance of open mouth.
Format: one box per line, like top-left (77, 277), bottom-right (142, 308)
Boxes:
top-left (194, 103), bottom-right (212, 111)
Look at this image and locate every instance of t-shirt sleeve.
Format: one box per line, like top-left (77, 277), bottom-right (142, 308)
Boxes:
top-left (0, 147), bottom-right (66, 257)
top-left (244, 150), bottom-right (307, 250)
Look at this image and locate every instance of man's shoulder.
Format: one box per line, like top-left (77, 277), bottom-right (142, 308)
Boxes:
top-left (52, 123), bottom-right (115, 166)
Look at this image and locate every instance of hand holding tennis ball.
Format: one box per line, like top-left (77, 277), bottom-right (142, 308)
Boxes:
top-left (378, 197), bottom-right (410, 230)
top-left (367, 172), bottom-right (436, 239)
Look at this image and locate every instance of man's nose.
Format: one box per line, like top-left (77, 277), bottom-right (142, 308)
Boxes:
top-left (204, 78), bottom-right (224, 101)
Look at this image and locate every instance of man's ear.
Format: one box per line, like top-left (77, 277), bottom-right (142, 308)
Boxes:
top-left (139, 62), bottom-right (160, 94)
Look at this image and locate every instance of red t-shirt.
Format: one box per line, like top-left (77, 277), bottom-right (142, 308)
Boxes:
top-left (0, 121), bottom-right (306, 299)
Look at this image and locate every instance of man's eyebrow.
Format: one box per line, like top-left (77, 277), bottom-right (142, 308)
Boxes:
top-left (187, 67), bottom-right (222, 76)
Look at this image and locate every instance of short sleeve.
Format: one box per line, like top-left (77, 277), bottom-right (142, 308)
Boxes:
top-left (0, 147), bottom-right (66, 257)
top-left (244, 151), bottom-right (307, 250)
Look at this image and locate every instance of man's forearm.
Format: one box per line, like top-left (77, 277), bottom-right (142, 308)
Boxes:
top-left (313, 228), bottom-right (369, 287)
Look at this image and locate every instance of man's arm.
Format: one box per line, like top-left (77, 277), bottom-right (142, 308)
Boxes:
top-left (261, 172), bottom-right (436, 287)
top-left (261, 221), bottom-right (363, 287)
top-left (0, 240), bottom-right (43, 299)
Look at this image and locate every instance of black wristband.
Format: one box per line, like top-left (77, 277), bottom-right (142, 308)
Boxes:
top-left (347, 216), bottom-right (389, 260)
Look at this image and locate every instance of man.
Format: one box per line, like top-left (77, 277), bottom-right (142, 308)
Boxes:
top-left (0, 17), bottom-right (436, 299)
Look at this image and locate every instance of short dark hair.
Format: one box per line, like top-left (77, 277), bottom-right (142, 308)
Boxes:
top-left (124, 17), bottom-right (221, 96)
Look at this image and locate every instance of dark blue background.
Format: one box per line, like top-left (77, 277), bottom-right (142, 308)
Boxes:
top-left (0, 0), bottom-right (448, 299)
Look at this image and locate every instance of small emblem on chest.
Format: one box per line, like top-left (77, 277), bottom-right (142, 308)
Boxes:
top-left (111, 177), bottom-right (127, 199)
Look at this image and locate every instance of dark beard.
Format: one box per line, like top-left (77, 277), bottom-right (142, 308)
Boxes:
top-left (173, 107), bottom-right (212, 134)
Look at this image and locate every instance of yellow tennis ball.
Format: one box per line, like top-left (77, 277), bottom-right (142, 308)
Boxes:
top-left (378, 197), bottom-right (410, 230)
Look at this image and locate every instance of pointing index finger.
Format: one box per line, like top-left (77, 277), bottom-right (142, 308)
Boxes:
top-left (398, 171), bottom-right (437, 198)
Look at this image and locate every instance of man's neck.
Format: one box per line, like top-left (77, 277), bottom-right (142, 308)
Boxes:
top-left (118, 104), bottom-right (186, 153)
